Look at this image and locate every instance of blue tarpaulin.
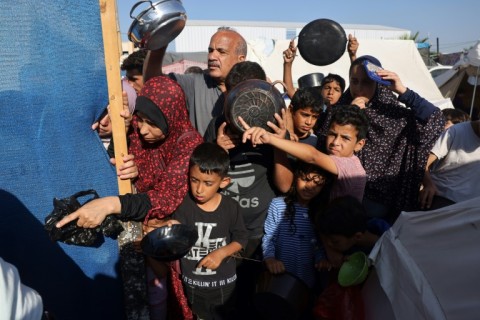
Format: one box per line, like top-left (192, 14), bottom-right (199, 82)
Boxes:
top-left (0, 1), bottom-right (125, 318)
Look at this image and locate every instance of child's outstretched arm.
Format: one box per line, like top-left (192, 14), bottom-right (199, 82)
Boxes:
top-left (197, 241), bottom-right (243, 271)
top-left (240, 112), bottom-right (339, 175)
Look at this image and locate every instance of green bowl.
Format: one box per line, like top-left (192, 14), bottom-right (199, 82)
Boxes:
top-left (338, 251), bottom-right (369, 287)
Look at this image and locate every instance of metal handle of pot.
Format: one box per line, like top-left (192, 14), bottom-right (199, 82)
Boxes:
top-left (271, 80), bottom-right (288, 96)
top-left (129, 0), bottom-right (153, 19)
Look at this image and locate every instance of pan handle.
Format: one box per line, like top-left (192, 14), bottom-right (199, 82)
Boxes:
top-left (130, 0), bottom-right (153, 19)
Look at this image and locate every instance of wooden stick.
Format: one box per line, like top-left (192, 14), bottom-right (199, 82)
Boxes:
top-left (99, 0), bottom-right (132, 195)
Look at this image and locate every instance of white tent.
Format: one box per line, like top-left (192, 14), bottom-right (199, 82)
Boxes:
top-left (362, 196), bottom-right (480, 319)
top-left (246, 39), bottom-right (453, 110)
top-left (435, 40), bottom-right (480, 117)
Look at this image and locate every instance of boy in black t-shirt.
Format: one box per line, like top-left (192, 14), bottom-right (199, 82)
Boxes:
top-left (169, 142), bottom-right (248, 319)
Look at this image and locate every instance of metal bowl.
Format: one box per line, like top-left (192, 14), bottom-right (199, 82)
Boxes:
top-left (127, 0), bottom-right (187, 50)
top-left (141, 224), bottom-right (198, 261)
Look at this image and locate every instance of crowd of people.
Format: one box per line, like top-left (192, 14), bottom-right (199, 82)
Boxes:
top-left (49, 26), bottom-right (479, 320)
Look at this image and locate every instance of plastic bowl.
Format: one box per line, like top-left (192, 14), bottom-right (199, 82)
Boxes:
top-left (338, 251), bottom-right (369, 287)
top-left (141, 224), bottom-right (198, 261)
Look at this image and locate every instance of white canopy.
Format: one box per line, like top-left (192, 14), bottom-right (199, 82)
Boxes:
top-left (247, 38), bottom-right (453, 109)
top-left (363, 196), bottom-right (480, 319)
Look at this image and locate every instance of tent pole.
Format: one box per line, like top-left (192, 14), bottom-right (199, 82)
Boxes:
top-left (469, 65), bottom-right (480, 118)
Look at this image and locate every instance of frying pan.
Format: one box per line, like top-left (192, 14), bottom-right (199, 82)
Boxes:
top-left (224, 79), bottom-right (286, 134)
top-left (297, 18), bottom-right (347, 66)
top-left (141, 224), bottom-right (198, 261)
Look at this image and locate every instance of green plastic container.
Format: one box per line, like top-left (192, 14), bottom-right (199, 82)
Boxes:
top-left (338, 251), bottom-right (369, 287)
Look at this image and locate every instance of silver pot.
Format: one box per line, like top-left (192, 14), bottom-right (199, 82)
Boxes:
top-left (127, 0), bottom-right (187, 50)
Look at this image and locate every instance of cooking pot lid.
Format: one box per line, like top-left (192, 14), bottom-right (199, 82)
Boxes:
top-left (297, 18), bottom-right (347, 66)
top-left (141, 224), bottom-right (198, 261)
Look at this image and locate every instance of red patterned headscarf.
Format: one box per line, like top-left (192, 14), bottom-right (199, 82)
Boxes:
top-left (128, 75), bottom-right (203, 220)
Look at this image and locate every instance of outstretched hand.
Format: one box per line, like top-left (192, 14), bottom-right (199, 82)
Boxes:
top-left (239, 108), bottom-right (288, 146)
top-left (216, 122), bottom-right (240, 151)
top-left (55, 197), bottom-right (118, 229)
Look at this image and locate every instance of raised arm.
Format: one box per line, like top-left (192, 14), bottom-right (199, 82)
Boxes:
top-left (143, 46), bottom-right (167, 83)
top-left (282, 39), bottom-right (297, 99)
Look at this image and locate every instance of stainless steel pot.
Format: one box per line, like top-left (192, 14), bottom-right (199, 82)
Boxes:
top-left (127, 0), bottom-right (187, 50)
top-left (224, 79), bottom-right (287, 134)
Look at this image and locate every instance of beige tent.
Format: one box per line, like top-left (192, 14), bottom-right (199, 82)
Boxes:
top-left (434, 41), bottom-right (480, 118)
top-left (246, 39), bottom-right (453, 110)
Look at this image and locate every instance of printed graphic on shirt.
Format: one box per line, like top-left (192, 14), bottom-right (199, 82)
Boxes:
top-left (222, 163), bottom-right (259, 209)
top-left (185, 222), bottom-right (226, 276)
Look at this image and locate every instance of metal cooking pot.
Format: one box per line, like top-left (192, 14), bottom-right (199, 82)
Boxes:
top-left (297, 18), bottom-right (347, 66)
top-left (297, 72), bottom-right (324, 88)
top-left (141, 224), bottom-right (198, 261)
top-left (128, 0), bottom-right (187, 50)
top-left (253, 271), bottom-right (310, 320)
top-left (225, 79), bottom-right (286, 134)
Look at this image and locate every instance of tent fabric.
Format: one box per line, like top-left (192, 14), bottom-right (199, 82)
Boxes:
top-left (247, 39), bottom-right (454, 110)
top-left (364, 196), bottom-right (480, 319)
top-left (435, 41), bottom-right (480, 117)
top-left (0, 1), bottom-right (126, 319)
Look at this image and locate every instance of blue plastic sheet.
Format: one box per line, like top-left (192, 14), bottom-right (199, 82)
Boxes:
top-left (0, 1), bottom-right (124, 318)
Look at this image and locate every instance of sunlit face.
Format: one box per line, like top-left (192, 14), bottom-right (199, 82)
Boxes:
top-left (296, 172), bottom-right (326, 206)
top-left (321, 81), bottom-right (343, 106)
top-left (292, 107), bottom-right (320, 138)
top-left (97, 114), bottom-right (112, 138)
top-left (323, 234), bottom-right (358, 253)
top-left (326, 122), bottom-right (365, 157)
top-left (349, 64), bottom-right (376, 104)
top-left (136, 112), bottom-right (166, 143)
top-left (126, 70), bottom-right (144, 94)
top-left (189, 165), bottom-right (230, 206)
top-left (207, 31), bottom-right (246, 87)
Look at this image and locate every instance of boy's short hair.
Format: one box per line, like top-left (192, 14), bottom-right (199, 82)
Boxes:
top-left (330, 105), bottom-right (369, 140)
top-left (316, 195), bottom-right (368, 237)
top-left (321, 73), bottom-right (346, 93)
top-left (225, 61), bottom-right (266, 91)
top-left (189, 142), bottom-right (230, 178)
top-left (441, 108), bottom-right (470, 124)
top-left (290, 87), bottom-right (324, 114)
top-left (121, 50), bottom-right (147, 72)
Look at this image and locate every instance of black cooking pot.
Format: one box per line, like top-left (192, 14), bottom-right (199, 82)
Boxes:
top-left (253, 271), bottom-right (311, 320)
top-left (141, 224), bottom-right (198, 261)
top-left (224, 79), bottom-right (286, 134)
top-left (297, 18), bottom-right (347, 66)
top-left (297, 72), bottom-right (324, 88)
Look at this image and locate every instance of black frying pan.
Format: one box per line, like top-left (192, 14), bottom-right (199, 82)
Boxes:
top-left (297, 18), bottom-right (347, 66)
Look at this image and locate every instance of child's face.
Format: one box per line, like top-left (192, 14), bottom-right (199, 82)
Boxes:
top-left (326, 122), bottom-right (365, 157)
top-left (296, 172), bottom-right (326, 206)
top-left (349, 64), bottom-right (376, 104)
top-left (321, 81), bottom-right (343, 106)
top-left (292, 107), bottom-right (320, 138)
top-left (323, 234), bottom-right (358, 254)
top-left (136, 112), bottom-right (166, 143)
top-left (126, 70), bottom-right (144, 94)
top-left (189, 165), bottom-right (230, 205)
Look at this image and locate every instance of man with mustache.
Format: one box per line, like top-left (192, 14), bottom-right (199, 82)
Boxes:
top-left (143, 27), bottom-right (247, 136)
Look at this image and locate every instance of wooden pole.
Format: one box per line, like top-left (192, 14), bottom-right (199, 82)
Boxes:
top-left (99, 0), bottom-right (132, 195)
top-left (99, 2), bottom-right (149, 319)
